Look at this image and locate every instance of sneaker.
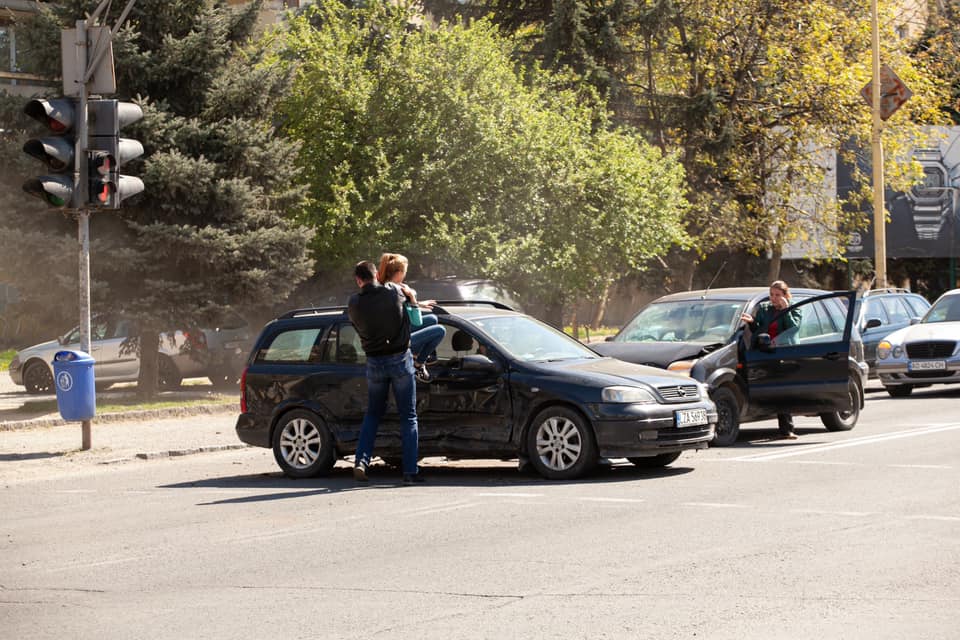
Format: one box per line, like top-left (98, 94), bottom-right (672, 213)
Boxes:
top-left (353, 462), bottom-right (369, 482)
top-left (779, 432), bottom-right (799, 440)
top-left (402, 473), bottom-right (426, 485)
top-left (414, 363), bottom-right (431, 383)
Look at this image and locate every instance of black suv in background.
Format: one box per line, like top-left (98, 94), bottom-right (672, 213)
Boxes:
top-left (592, 288), bottom-right (867, 446)
top-left (236, 302), bottom-right (717, 480)
top-left (854, 288), bottom-right (930, 377)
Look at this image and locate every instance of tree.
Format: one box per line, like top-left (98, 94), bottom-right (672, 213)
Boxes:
top-left (1, 0), bottom-right (313, 396)
top-left (271, 0), bottom-right (689, 325)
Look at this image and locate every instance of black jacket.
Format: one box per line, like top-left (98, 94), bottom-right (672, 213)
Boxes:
top-left (348, 282), bottom-right (410, 357)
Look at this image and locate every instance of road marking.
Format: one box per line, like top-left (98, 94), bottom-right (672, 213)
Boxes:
top-left (578, 497), bottom-right (646, 504)
top-left (399, 502), bottom-right (478, 517)
top-left (46, 555), bottom-right (150, 573)
top-left (888, 464), bottom-right (953, 470)
top-left (731, 423), bottom-right (960, 461)
top-left (681, 502), bottom-right (748, 509)
top-left (787, 460), bottom-right (864, 466)
top-left (905, 515), bottom-right (960, 522)
top-left (473, 492), bottom-right (543, 498)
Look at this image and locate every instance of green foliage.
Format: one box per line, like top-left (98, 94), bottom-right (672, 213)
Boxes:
top-left (272, 0), bottom-right (688, 312)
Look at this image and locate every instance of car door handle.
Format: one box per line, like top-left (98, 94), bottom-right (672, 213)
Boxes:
top-left (823, 352), bottom-right (842, 360)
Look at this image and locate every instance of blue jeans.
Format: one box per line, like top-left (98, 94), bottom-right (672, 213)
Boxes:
top-left (355, 349), bottom-right (419, 475)
top-left (411, 314), bottom-right (446, 365)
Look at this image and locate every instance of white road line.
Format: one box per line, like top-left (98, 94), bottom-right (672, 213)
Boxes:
top-left (681, 502), bottom-right (748, 509)
top-left (888, 464), bottom-right (953, 470)
top-left (905, 515), bottom-right (960, 522)
top-left (578, 497), bottom-right (646, 504)
top-left (787, 460), bottom-right (864, 466)
top-left (46, 556), bottom-right (150, 573)
top-left (398, 502), bottom-right (478, 517)
top-left (731, 423), bottom-right (960, 461)
top-left (790, 509), bottom-right (875, 517)
top-left (395, 500), bottom-right (476, 516)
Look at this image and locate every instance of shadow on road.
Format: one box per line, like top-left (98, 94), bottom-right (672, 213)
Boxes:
top-left (161, 459), bottom-right (696, 504)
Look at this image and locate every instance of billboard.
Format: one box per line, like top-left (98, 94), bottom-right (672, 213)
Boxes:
top-left (844, 127), bottom-right (960, 259)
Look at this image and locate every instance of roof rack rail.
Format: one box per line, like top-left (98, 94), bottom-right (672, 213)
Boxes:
top-left (278, 306), bottom-right (347, 319)
top-left (864, 287), bottom-right (911, 296)
top-left (432, 300), bottom-right (515, 313)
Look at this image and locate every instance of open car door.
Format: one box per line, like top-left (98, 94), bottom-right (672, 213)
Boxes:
top-left (741, 291), bottom-right (857, 415)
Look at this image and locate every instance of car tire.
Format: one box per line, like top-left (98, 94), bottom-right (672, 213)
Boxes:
top-left (526, 406), bottom-right (598, 480)
top-left (820, 377), bottom-right (861, 431)
top-left (710, 386), bottom-right (741, 447)
top-left (272, 409), bottom-right (336, 478)
top-left (157, 356), bottom-right (182, 391)
top-left (628, 452), bottom-right (682, 468)
top-left (23, 361), bottom-right (54, 394)
top-left (885, 384), bottom-right (913, 398)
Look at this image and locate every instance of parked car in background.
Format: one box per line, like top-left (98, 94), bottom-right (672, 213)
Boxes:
top-left (591, 288), bottom-right (867, 445)
top-left (8, 313), bottom-right (251, 393)
top-left (406, 277), bottom-right (524, 312)
top-left (236, 302), bottom-right (716, 480)
top-left (876, 287), bottom-right (960, 397)
top-left (854, 288), bottom-right (930, 377)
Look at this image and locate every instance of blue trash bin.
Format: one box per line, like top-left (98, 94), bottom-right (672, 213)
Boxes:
top-left (52, 350), bottom-right (96, 421)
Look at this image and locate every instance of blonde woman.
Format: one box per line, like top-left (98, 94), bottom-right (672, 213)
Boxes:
top-left (378, 253), bottom-right (446, 382)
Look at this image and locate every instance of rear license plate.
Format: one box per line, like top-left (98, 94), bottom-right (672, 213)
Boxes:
top-left (908, 360), bottom-right (946, 371)
top-left (675, 408), bottom-right (708, 427)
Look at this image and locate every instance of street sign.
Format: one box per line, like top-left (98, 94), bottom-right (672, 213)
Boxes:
top-left (860, 64), bottom-right (912, 121)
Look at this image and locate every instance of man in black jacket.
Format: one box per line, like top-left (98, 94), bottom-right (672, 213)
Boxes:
top-left (348, 261), bottom-right (423, 484)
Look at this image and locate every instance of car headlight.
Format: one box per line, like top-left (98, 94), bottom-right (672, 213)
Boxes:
top-left (667, 360), bottom-right (695, 375)
top-left (602, 386), bottom-right (656, 404)
top-left (877, 341), bottom-right (903, 360)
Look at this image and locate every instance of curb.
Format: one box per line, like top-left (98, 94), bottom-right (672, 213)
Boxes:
top-left (0, 403), bottom-right (237, 432)
top-left (124, 443), bottom-right (251, 463)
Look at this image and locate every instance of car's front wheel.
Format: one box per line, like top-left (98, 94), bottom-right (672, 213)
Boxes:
top-left (820, 377), bottom-right (861, 431)
top-left (885, 384), bottom-right (913, 398)
top-left (23, 361), bottom-right (54, 394)
top-left (526, 406), bottom-right (597, 480)
top-left (710, 386), bottom-right (741, 447)
top-left (272, 409), bottom-right (336, 478)
top-left (628, 452), bottom-right (682, 468)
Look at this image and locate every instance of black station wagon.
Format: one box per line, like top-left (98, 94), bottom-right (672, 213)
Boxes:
top-left (236, 302), bottom-right (717, 480)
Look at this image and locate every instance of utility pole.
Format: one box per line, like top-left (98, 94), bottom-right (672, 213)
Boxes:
top-left (870, 0), bottom-right (886, 289)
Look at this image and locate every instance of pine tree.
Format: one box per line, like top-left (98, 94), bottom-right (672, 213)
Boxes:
top-left (1, 0), bottom-right (313, 395)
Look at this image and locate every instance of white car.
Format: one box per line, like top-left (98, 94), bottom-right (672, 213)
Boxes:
top-left (8, 314), bottom-right (251, 394)
top-left (876, 288), bottom-right (960, 397)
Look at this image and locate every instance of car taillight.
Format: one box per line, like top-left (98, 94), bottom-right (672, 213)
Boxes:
top-left (240, 366), bottom-right (248, 413)
top-left (184, 331), bottom-right (207, 349)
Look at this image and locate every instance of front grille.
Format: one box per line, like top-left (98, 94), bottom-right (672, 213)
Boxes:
top-left (657, 384), bottom-right (700, 402)
top-left (906, 341), bottom-right (956, 359)
top-left (906, 371), bottom-right (956, 379)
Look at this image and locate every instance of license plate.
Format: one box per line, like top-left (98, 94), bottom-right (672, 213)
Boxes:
top-left (908, 360), bottom-right (946, 371)
top-left (675, 408), bottom-right (708, 427)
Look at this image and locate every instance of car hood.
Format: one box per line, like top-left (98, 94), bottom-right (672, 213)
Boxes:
top-left (17, 339), bottom-right (61, 359)
top-left (590, 341), bottom-right (708, 368)
top-left (883, 321), bottom-right (960, 345)
top-left (539, 356), bottom-right (698, 388)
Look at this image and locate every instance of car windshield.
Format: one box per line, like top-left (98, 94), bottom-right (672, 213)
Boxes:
top-left (921, 294), bottom-right (960, 324)
top-left (614, 300), bottom-right (744, 343)
top-left (472, 315), bottom-right (599, 362)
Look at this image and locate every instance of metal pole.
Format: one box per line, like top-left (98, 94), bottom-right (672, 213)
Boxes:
top-left (871, 0), bottom-right (887, 288)
top-left (73, 19), bottom-right (93, 450)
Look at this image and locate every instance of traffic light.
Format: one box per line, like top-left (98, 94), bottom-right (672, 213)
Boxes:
top-left (22, 98), bottom-right (79, 208)
top-left (88, 100), bottom-right (144, 209)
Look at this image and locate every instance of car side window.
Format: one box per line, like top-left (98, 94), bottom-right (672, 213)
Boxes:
top-left (257, 327), bottom-right (326, 363)
top-left (903, 295), bottom-right (930, 317)
top-left (432, 326), bottom-right (484, 364)
top-left (879, 297), bottom-right (911, 324)
top-left (318, 323), bottom-right (366, 365)
top-left (863, 299), bottom-right (888, 325)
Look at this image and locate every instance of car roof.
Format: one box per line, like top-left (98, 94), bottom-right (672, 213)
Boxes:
top-left (275, 301), bottom-right (521, 323)
top-left (650, 286), bottom-right (830, 303)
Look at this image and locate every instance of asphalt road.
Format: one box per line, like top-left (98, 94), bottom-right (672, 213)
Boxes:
top-left (2, 384), bottom-right (959, 639)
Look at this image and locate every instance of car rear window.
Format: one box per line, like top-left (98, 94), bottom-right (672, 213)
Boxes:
top-left (257, 327), bottom-right (326, 363)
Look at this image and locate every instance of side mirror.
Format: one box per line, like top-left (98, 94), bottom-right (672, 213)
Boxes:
top-left (604, 335), bottom-right (615, 342)
top-left (756, 333), bottom-right (774, 352)
top-left (461, 354), bottom-right (498, 372)
top-left (864, 318), bottom-right (882, 330)
top-left (909, 316), bottom-right (921, 325)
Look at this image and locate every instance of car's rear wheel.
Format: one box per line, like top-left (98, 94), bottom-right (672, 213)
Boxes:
top-left (272, 409), bottom-right (336, 478)
top-left (23, 361), bottom-right (54, 394)
top-left (820, 377), bottom-right (861, 431)
top-left (628, 452), bottom-right (682, 468)
top-left (885, 384), bottom-right (913, 398)
top-left (526, 406), bottom-right (597, 480)
top-left (157, 356), bottom-right (182, 391)
top-left (710, 386), bottom-right (741, 447)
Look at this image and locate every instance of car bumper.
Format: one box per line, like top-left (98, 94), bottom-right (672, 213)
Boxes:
top-left (236, 412), bottom-right (271, 448)
top-left (877, 360), bottom-right (960, 385)
top-left (8, 365), bottom-right (23, 386)
top-left (591, 401), bottom-right (717, 458)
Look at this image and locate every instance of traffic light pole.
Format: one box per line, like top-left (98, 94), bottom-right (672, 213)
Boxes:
top-left (69, 19), bottom-right (93, 450)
